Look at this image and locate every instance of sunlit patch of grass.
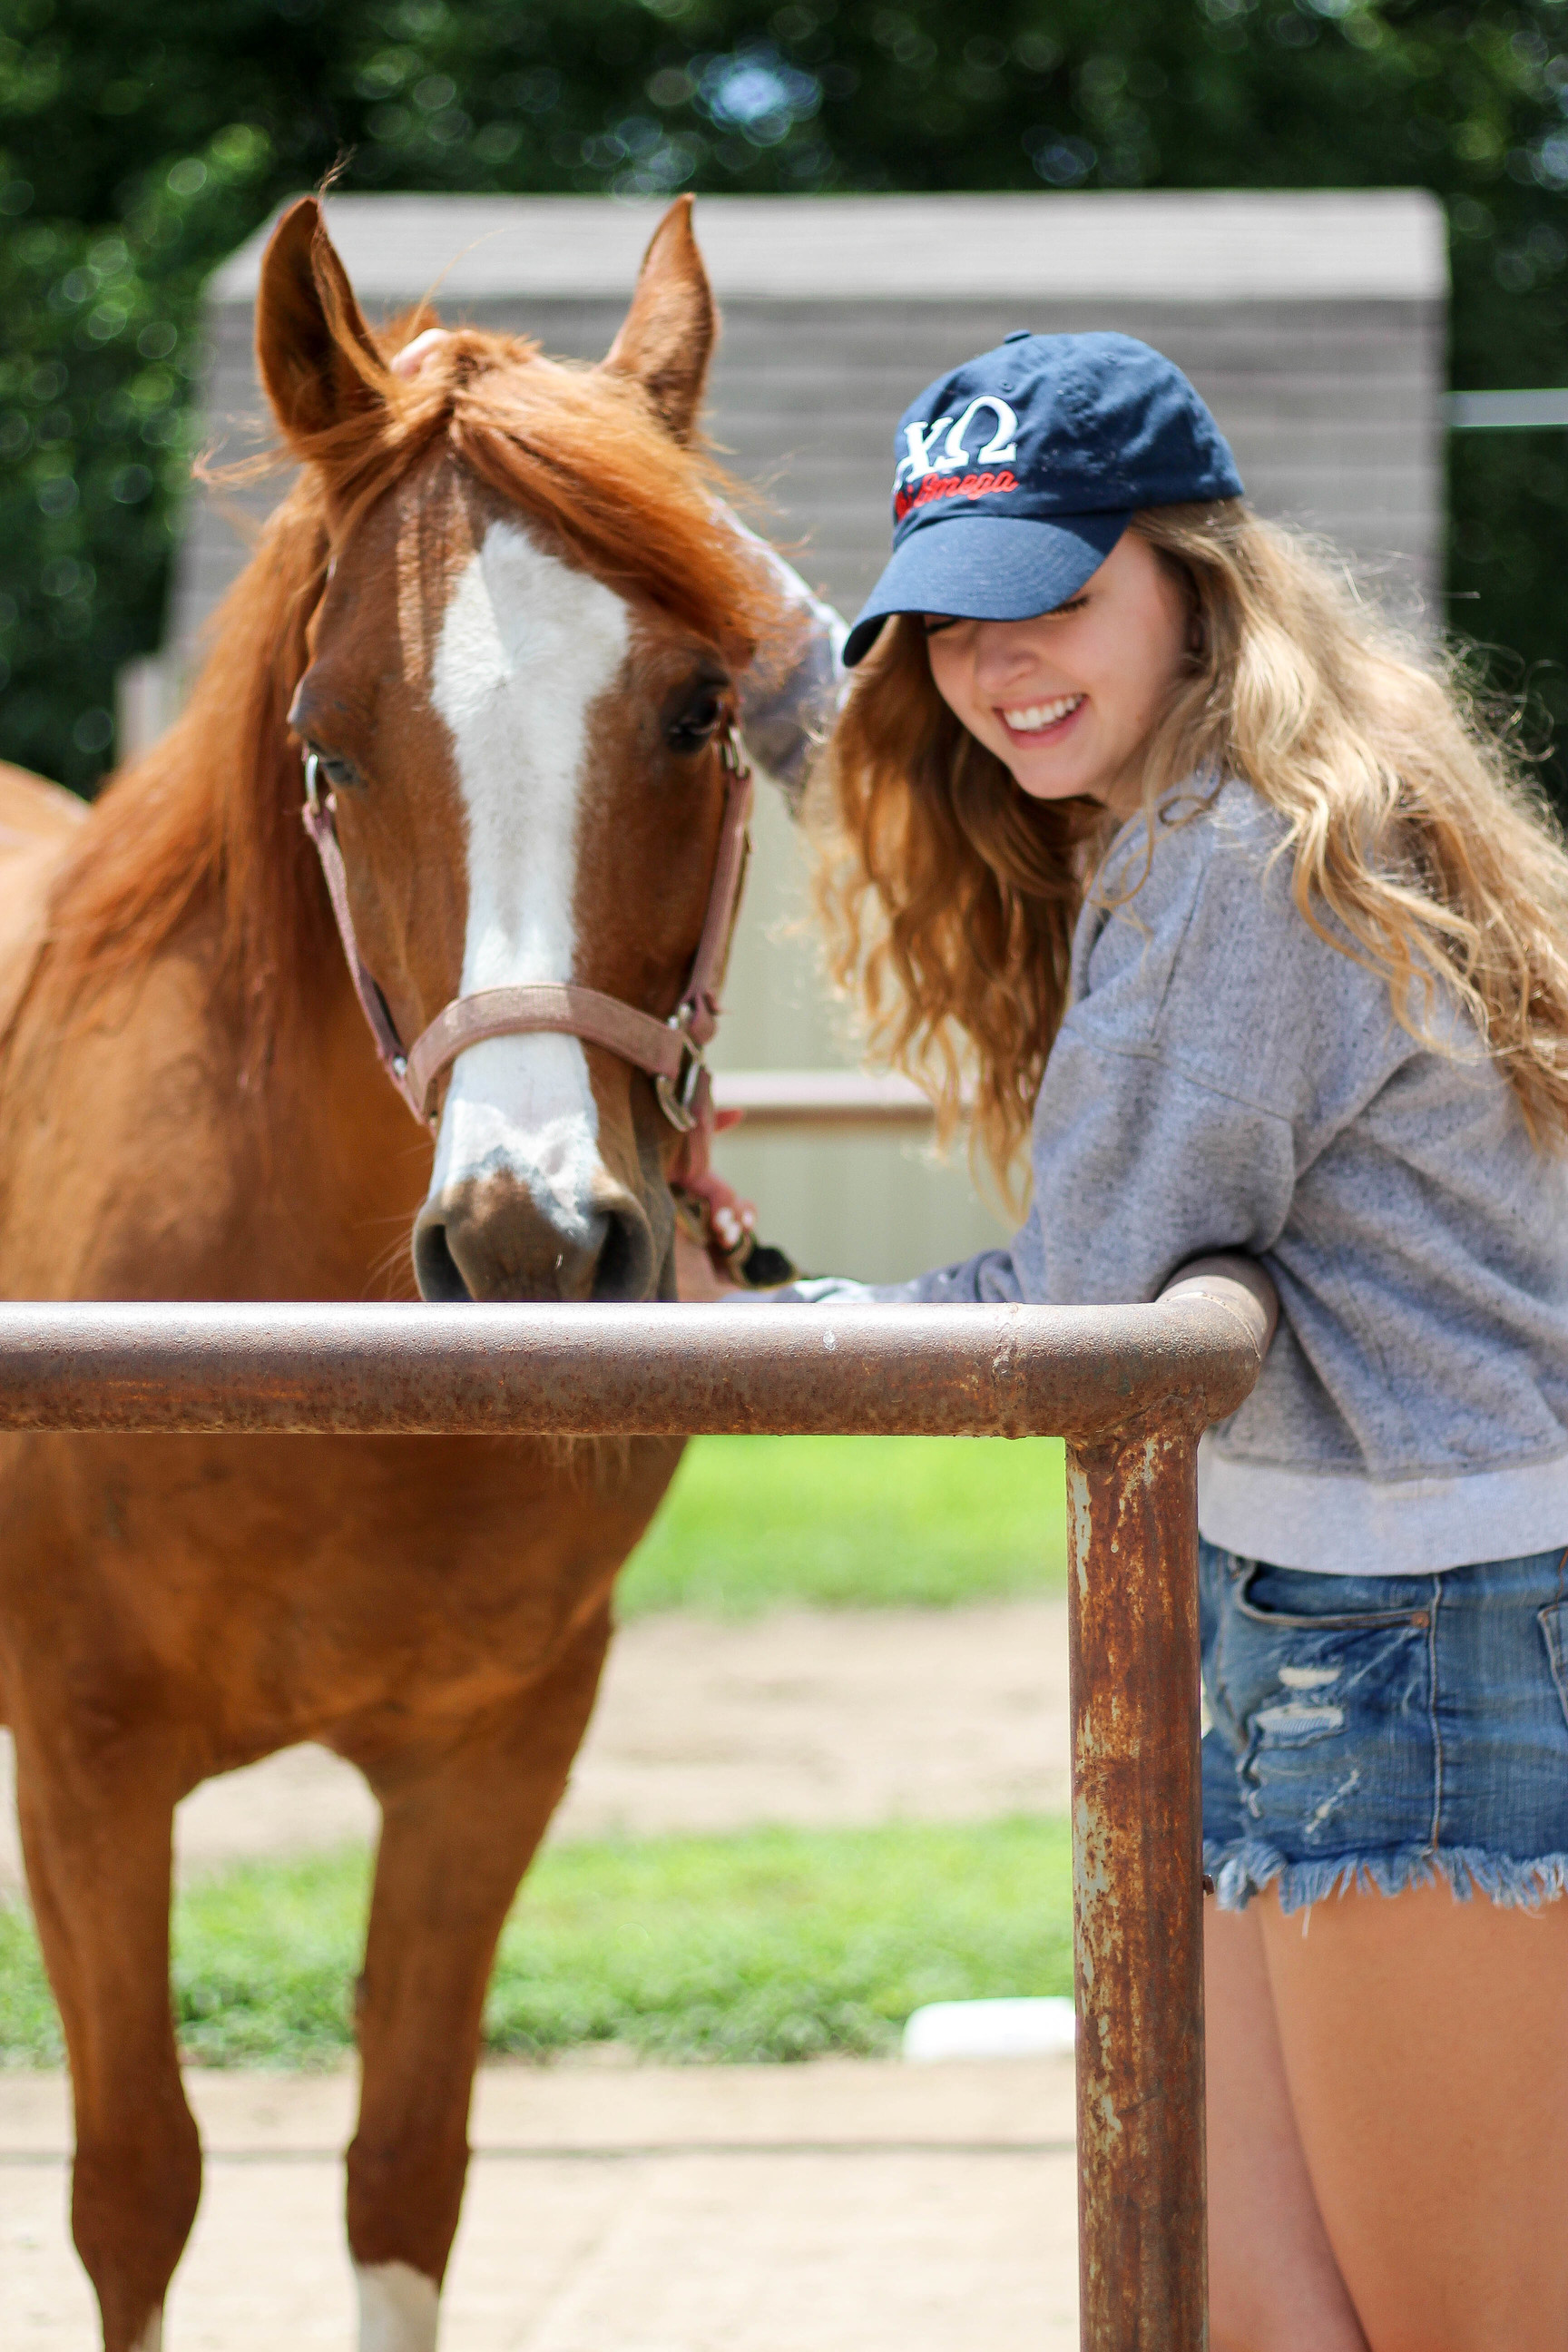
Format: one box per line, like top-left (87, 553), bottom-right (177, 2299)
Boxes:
top-left (0, 1899), bottom-right (64, 2067)
top-left (0, 1817), bottom-right (1073, 2070)
top-left (617, 1435), bottom-right (1066, 1617)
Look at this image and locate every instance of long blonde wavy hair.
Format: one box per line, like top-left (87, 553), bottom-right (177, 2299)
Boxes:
top-left (813, 499), bottom-right (1568, 1203)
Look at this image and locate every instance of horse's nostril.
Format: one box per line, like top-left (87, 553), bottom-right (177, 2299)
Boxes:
top-left (592, 1206), bottom-right (656, 1303)
top-left (412, 1212), bottom-right (474, 1304)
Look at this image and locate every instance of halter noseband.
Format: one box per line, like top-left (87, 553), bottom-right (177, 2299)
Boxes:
top-left (300, 730), bottom-right (753, 1137)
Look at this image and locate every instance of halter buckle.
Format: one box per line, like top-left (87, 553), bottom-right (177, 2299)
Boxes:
top-left (655, 1009), bottom-right (707, 1133)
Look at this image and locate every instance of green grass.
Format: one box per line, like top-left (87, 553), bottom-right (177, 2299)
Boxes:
top-left (0, 1903), bottom-right (61, 2068)
top-left (617, 1435), bottom-right (1066, 1617)
top-left (0, 1817), bottom-right (1073, 2071)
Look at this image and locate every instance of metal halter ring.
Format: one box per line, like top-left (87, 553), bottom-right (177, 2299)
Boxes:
top-left (654, 1011), bottom-right (707, 1133)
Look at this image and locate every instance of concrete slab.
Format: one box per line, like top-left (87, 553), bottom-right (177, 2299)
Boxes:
top-left (0, 2058), bottom-right (1079, 2349)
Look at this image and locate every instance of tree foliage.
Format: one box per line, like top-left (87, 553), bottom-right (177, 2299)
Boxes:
top-left (3, 0), bottom-right (1568, 789)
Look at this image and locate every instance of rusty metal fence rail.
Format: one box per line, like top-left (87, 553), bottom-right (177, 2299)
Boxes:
top-left (0, 1259), bottom-right (1274, 2352)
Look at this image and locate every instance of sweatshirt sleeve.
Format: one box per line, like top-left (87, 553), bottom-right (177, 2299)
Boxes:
top-left (795, 786), bottom-right (1415, 1308)
top-left (729, 520), bottom-right (848, 808)
top-left (807, 1050), bottom-right (1301, 1309)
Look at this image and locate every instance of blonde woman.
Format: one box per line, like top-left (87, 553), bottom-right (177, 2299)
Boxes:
top-left (684, 332), bottom-right (1568, 2349)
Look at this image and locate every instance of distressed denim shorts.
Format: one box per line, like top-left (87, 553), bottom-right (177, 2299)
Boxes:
top-left (1200, 1537), bottom-right (1568, 1914)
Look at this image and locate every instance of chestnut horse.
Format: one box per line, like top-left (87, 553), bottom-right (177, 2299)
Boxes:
top-left (0, 196), bottom-right (787, 2352)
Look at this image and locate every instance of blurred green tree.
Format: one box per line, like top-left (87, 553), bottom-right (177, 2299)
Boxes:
top-left (2, 0), bottom-right (1567, 791)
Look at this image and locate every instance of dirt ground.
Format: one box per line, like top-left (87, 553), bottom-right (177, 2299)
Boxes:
top-left (0, 2055), bottom-right (1081, 2351)
top-left (0, 1598), bottom-right (1069, 1890)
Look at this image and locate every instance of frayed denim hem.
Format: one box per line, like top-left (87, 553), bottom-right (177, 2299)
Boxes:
top-left (1204, 1836), bottom-right (1568, 1916)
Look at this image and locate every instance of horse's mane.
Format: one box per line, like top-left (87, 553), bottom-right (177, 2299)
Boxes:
top-left (42, 319), bottom-right (785, 1072)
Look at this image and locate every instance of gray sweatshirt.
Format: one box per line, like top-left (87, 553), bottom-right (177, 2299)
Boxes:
top-left (734, 524), bottom-right (848, 807)
top-left (797, 777), bottom-right (1568, 1575)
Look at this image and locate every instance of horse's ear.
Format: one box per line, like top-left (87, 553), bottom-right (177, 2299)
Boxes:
top-left (603, 195), bottom-right (715, 446)
top-left (256, 196), bottom-right (387, 449)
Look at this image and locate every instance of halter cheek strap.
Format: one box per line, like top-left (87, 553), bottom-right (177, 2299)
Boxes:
top-left (301, 731), bottom-right (753, 1135)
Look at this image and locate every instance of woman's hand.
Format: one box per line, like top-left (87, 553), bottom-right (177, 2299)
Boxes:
top-left (674, 1223), bottom-right (742, 1302)
top-left (671, 1112), bottom-right (758, 1302)
top-left (391, 328), bottom-right (449, 377)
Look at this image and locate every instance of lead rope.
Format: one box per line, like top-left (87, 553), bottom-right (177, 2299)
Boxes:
top-left (664, 734), bottom-right (797, 1287)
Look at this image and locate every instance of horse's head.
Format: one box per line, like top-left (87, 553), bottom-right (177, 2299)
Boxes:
top-left (254, 196), bottom-right (782, 1303)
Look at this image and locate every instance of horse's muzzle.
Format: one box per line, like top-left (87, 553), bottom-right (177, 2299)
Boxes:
top-left (412, 1170), bottom-right (657, 1304)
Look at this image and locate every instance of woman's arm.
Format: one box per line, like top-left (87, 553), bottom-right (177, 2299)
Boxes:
top-left (722, 787), bottom-right (1409, 1313)
top-left (729, 521), bottom-right (848, 806)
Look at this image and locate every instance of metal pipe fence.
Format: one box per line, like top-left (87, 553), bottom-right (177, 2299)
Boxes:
top-left (711, 1068), bottom-right (939, 1132)
top-left (0, 1259), bottom-right (1274, 2352)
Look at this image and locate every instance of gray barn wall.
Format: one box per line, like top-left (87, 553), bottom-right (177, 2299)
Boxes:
top-left (161, 193), bottom-right (1446, 1284)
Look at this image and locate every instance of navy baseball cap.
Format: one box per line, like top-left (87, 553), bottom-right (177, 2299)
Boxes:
top-left (843, 330), bottom-right (1244, 667)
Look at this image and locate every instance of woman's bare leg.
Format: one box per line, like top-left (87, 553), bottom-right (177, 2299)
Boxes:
top-left (1259, 1878), bottom-right (1568, 2352)
top-left (1206, 1896), bottom-right (1368, 2352)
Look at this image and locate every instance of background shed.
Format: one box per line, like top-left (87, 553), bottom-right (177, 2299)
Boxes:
top-left (155, 189), bottom-right (1446, 1283)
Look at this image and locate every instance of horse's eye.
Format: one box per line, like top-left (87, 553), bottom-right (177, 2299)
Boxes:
top-left (665, 690), bottom-right (724, 756)
top-left (310, 747), bottom-right (364, 793)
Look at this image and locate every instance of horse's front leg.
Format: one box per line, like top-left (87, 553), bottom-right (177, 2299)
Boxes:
top-left (346, 1603), bottom-right (612, 2351)
top-left (12, 1702), bottom-right (199, 2352)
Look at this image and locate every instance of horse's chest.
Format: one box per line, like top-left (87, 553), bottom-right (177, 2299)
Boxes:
top-left (6, 1429), bottom-right (682, 1747)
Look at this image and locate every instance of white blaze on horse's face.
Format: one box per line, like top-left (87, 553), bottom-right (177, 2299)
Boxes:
top-left (424, 516), bottom-right (631, 1271)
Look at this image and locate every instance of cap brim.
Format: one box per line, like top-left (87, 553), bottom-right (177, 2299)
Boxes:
top-left (843, 510), bottom-right (1132, 668)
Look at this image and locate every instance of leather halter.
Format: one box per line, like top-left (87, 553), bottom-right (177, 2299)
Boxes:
top-left (300, 731), bottom-right (753, 1135)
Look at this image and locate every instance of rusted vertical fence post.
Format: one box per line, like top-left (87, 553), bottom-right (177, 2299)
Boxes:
top-left (1067, 1416), bottom-right (1207, 2352)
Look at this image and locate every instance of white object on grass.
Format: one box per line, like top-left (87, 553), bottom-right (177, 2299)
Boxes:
top-left (902, 1996), bottom-right (1077, 2063)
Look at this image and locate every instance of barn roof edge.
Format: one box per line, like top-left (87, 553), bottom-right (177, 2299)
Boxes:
top-left (209, 189), bottom-right (1446, 309)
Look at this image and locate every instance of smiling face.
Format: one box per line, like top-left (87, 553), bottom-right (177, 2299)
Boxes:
top-left (922, 527), bottom-right (1191, 817)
